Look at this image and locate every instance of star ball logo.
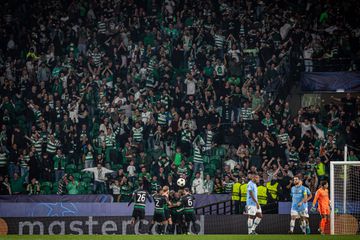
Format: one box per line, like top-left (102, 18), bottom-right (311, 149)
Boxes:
top-left (0, 218), bottom-right (9, 235)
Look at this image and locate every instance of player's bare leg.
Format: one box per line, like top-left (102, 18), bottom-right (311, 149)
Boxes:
top-left (130, 217), bottom-right (136, 225)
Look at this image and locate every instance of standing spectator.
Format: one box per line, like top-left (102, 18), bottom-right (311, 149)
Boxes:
top-left (53, 149), bottom-right (67, 182)
top-left (303, 44), bottom-right (314, 72)
top-left (214, 177), bottom-right (224, 194)
top-left (10, 172), bottom-right (27, 195)
top-left (203, 174), bottom-right (214, 194)
top-left (0, 147), bottom-right (8, 176)
top-left (57, 174), bottom-right (68, 195)
top-left (191, 171), bottom-right (204, 194)
top-left (184, 74), bottom-right (197, 96)
top-left (41, 153), bottom-right (53, 181)
top-left (0, 175), bottom-right (11, 195)
top-left (192, 136), bottom-right (204, 174)
top-left (109, 180), bottom-right (121, 202)
top-left (66, 174), bottom-right (80, 195)
top-left (26, 178), bottom-right (40, 195)
top-left (82, 163), bottom-right (114, 194)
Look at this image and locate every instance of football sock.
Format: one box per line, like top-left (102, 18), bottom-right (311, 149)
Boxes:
top-left (320, 218), bottom-right (326, 232)
top-left (290, 219), bottom-right (295, 232)
top-left (148, 223), bottom-right (154, 233)
top-left (248, 218), bottom-right (254, 234)
top-left (251, 217), bottom-right (261, 232)
top-left (300, 220), bottom-right (306, 233)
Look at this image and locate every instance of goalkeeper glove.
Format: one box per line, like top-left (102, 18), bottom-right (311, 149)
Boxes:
top-left (310, 206), bottom-right (317, 213)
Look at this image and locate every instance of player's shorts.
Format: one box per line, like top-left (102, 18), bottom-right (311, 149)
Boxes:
top-left (153, 211), bottom-right (166, 223)
top-left (184, 211), bottom-right (196, 223)
top-left (291, 208), bottom-right (309, 218)
top-left (132, 207), bottom-right (145, 220)
top-left (164, 208), bottom-right (171, 220)
top-left (318, 205), bottom-right (330, 215)
top-left (246, 205), bottom-right (262, 216)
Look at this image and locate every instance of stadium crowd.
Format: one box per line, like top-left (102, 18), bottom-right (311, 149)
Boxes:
top-left (0, 0), bottom-right (359, 206)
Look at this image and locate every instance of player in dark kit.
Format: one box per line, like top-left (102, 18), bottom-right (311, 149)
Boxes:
top-left (128, 182), bottom-right (152, 232)
top-left (169, 190), bottom-right (185, 234)
top-left (148, 189), bottom-right (170, 234)
top-left (181, 188), bottom-right (198, 234)
top-left (162, 186), bottom-right (173, 234)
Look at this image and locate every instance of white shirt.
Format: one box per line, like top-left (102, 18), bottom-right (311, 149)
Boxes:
top-left (114, 96), bottom-right (127, 105)
top-left (82, 167), bottom-right (114, 182)
top-left (127, 165), bottom-right (136, 177)
top-left (110, 184), bottom-right (121, 194)
top-left (141, 111), bottom-right (152, 124)
top-left (184, 78), bottom-right (197, 95)
top-left (191, 173), bottom-right (205, 194)
top-left (301, 122), bottom-right (312, 137)
top-left (303, 48), bottom-right (314, 59)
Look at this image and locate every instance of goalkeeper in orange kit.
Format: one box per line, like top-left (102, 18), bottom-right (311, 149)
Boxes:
top-left (311, 180), bottom-right (330, 234)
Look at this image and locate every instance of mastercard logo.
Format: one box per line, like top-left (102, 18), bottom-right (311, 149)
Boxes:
top-left (0, 218), bottom-right (8, 235)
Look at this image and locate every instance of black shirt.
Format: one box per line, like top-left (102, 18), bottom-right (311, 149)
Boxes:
top-left (153, 194), bottom-right (167, 211)
top-left (181, 194), bottom-right (195, 211)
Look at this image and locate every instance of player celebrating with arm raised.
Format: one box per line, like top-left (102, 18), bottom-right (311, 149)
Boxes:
top-left (246, 174), bottom-right (262, 235)
top-left (128, 181), bottom-right (152, 232)
top-left (311, 180), bottom-right (330, 235)
top-left (289, 176), bottom-right (309, 234)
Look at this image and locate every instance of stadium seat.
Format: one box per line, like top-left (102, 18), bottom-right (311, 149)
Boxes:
top-left (111, 163), bottom-right (123, 172)
top-left (65, 164), bottom-right (77, 174)
top-left (204, 164), bottom-right (216, 176)
top-left (210, 155), bottom-right (222, 168)
top-left (52, 182), bottom-right (59, 194)
top-left (203, 155), bottom-right (210, 164)
top-left (78, 182), bottom-right (88, 194)
top-left (215, 146), bottom-right (226, 157)
top-left (81, 171), bottom-right (93, 183)
top-left (72, 172), bottom-right (81, 181)
top-left (40, 181), bottom-right (52, 195)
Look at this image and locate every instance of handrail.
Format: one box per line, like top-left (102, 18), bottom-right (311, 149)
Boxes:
top-left (195, 199), bottom-right (234, 215)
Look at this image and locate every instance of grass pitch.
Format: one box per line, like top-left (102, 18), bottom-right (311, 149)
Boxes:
top-left (2, 235), bottom-right (360, 240)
